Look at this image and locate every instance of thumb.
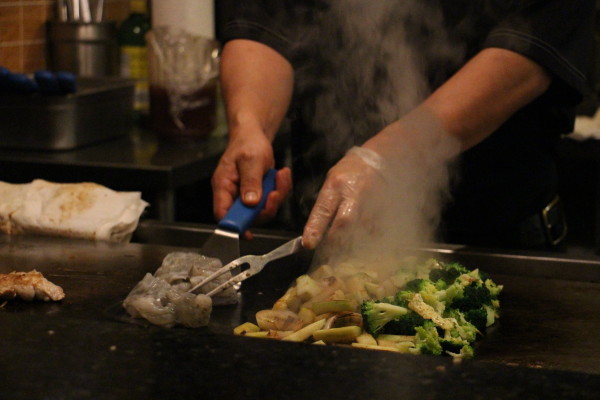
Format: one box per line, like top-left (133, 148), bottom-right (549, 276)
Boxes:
top-left (238, 160), bottom-right (270, 206)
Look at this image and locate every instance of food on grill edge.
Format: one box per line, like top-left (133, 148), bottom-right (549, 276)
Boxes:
top-left (234, 259), bottom-right (502, 358)
top-left (0, 270), bottom-right (65, 302)
top-left (123, 252), bottom-right (240, 328)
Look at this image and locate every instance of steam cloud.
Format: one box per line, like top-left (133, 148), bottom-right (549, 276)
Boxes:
top-left (288, 1), bottom-right (468, 278)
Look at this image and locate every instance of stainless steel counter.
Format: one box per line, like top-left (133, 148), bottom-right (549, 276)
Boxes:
top-left (0, 128), bottom-right (227, 222)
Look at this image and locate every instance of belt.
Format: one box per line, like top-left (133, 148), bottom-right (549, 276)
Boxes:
top-left (515, 195), bottom-right (568, 248)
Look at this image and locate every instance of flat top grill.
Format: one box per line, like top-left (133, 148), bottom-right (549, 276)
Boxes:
top-left (1, 222), bottom-right (600, 399)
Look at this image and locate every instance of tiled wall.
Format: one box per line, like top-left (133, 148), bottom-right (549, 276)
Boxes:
top-left (0, 0), bottom-right (129, 73)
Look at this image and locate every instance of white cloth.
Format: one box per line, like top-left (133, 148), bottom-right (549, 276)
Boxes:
top-left (0, 179), bottom-right (148, 242)
top-left (572, 109), bottom-right (600, 141)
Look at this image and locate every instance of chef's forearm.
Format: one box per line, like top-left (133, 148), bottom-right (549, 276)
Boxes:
top-left (220, 39), bottom-right (294, 142)
top-left (423, 47), bottom-right (552, 150)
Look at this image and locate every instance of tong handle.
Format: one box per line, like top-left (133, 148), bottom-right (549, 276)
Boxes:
top-left (217, 169), bottom-right (276, 233)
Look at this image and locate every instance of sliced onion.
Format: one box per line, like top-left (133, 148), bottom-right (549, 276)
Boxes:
top-left (255, 309), bottom-right (303, 331)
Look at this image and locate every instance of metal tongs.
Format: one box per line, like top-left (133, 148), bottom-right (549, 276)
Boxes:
top-left (188, 236), bottom-right (304, 297)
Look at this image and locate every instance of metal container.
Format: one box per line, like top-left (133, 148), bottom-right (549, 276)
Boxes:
top-left (47, 21), bottom-right (119, 77)
top-left (0, 77), bottom-right (134, 151)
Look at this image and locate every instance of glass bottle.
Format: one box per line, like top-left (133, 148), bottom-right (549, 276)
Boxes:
top-left (118, 0), bottom-right (151, 121)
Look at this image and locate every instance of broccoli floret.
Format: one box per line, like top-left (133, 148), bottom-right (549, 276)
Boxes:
top-left (428, 261), bottom-right (470, 285)
top-left (359, 258), bottom-right (502, 359)
top-left (458, 344), bottom-right (475, 359)
top-left (463, 307), bottom-right (488, 333)
top-left (485, 278), bottom-right (503, 299)
top-left (433, 279), bottom-right (449, 291)
top-left (436, 309), bottom-right (478, 356)
top-left (406, 278), bottom-right (437, 294)
top-left (443, 308), bottom-right (479, 342)
top-left (361, 301), bottom-right (409, 335)
top-left (447, 281), bottom-right (492, 312)
top-left (404, 278), bottom-right (445, 310)
top-left (444, 344), bottom-right (474, 359)
top-left (440, 338), bottom-right (464, 354)
top-left (381, 311), bottom-right (426, 335)
top-left (414, 320), bottom-right (442, 355)
top-left (394, 290), bottom-right (414, 307)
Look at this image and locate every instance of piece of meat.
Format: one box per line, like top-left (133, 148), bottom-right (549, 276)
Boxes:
top-left (155, 252), bottom-right (239, 305)
top-left (123, 251), bottom-right (233, 328)
top-left (0, 270), bottom-right (65, 301)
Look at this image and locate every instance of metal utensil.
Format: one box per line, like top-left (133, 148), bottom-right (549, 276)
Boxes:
top-left (70, 0), bottom-right (80, 21)
top-left (80, 0), bottom-right (92, 23)
top-left (189, 236), bottom-right (303, 296)
top-left (199, 169), bottom-right (276, 267)
top-left (57, 0), bottom-right (68, 22)
top-left (93, 0), bottom-right (104, 22)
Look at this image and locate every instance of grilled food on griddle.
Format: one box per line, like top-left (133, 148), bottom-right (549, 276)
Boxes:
top-left (123, 252), bottom-right (240, 328)
top-left (0, 270), bottom-right (65, 301)
top-left (234, 258), bottom-right (502, 358)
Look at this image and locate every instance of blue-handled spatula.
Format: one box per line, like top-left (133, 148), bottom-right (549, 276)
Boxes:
top-left (200, 169), bottom-right (276, 266)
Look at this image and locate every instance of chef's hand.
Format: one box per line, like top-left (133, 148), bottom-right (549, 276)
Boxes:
top-left (211, 126), bottom-right (292, 239)
top-left (302, 108), bottom-right (461, 250)
top-left (302, 146), bottom-right (387, 250)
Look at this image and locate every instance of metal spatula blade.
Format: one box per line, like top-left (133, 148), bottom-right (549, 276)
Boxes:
top-left (199, 228), bottom-right (240, 266)
top-left (200, 169), bottom-right (276, 266)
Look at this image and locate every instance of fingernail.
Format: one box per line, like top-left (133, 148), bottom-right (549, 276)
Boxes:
top-left (245, 191), bottom-right (257, 202)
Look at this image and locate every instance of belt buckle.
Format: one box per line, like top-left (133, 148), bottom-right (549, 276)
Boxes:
top-left (542, 195), bottom-right (567, 246)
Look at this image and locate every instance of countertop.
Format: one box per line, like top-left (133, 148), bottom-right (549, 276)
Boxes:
top-left (0, 128), bottom-right (228, 221)
top-left (1, 223), bottom-right (600, 400)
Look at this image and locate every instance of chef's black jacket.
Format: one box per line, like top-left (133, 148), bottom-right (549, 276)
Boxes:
top-left (221, 0), bottom-right (596, 248)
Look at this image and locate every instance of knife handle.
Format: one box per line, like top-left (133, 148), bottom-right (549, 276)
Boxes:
top-left (218, 168), bottom-right (277, 233)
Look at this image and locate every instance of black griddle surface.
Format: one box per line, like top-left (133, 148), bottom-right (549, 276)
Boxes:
top-left (1, 229), bottom-right (600, 400)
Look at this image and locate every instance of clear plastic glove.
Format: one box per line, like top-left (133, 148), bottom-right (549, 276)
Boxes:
top-left (302, 108), bottom-right (461, 251)
top-left (302, 147), bottom-right (385, 249)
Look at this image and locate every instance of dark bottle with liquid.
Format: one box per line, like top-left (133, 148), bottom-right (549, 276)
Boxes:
top-left (118, 0), bottom-right (151, 121)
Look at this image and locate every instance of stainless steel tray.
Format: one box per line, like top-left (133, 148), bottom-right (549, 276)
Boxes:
top-left (0, 77), bottom-right (134, 151)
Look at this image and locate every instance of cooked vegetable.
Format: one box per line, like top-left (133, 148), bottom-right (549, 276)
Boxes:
top-left (255, 309), bottom-right (303, 331)
top-left (414, 320), bottom-right (443, 355)
top-left (361, 301), bottom-right (409, 335)
top-left (355, 332), bottom-right (378, 346)
top-left (233, 322), bottom-right (260, 335)
top-left (312, 326), bottom-right (362, 343)
top-left (282, 319), bottom-right (326, 342)
top-left (311, 299), bottom-right (355, 315)
top-left (233, 258), bottom-right (502, 359)
top-left (381, 311), bottom-right (425, 335)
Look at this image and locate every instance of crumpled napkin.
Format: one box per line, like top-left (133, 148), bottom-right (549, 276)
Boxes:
top-left (572, 109), bottom-right (600, 141)
top-left (0, 179), bottom-right (149, 242)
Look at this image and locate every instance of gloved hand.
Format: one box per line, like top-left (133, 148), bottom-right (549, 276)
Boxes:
top-left (211, 125), bottom-right (292, 238)
top-left (302, 107), bottom-right (461, 250)
top-left (301, 146), bottom-right (385, 249)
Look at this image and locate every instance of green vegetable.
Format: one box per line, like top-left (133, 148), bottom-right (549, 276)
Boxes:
top-left (381, 311), bottom-right (426, 335)
top-left (463, 307), bottom-right (488, 332)
top-left (310, 299), bottom-right (355, 315)
top-left (394, 290), bottom-right (414, 307)
top-left (361, 301), bottom-right (409, 336)
top-left (447, 280), bottom-right (493, 312)
top-left (359, 258), bottom-right (503, 359)
top-left (428, 261), bottom-right (470, 286)
top-left (414, 321), bottom-right (442, 356)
